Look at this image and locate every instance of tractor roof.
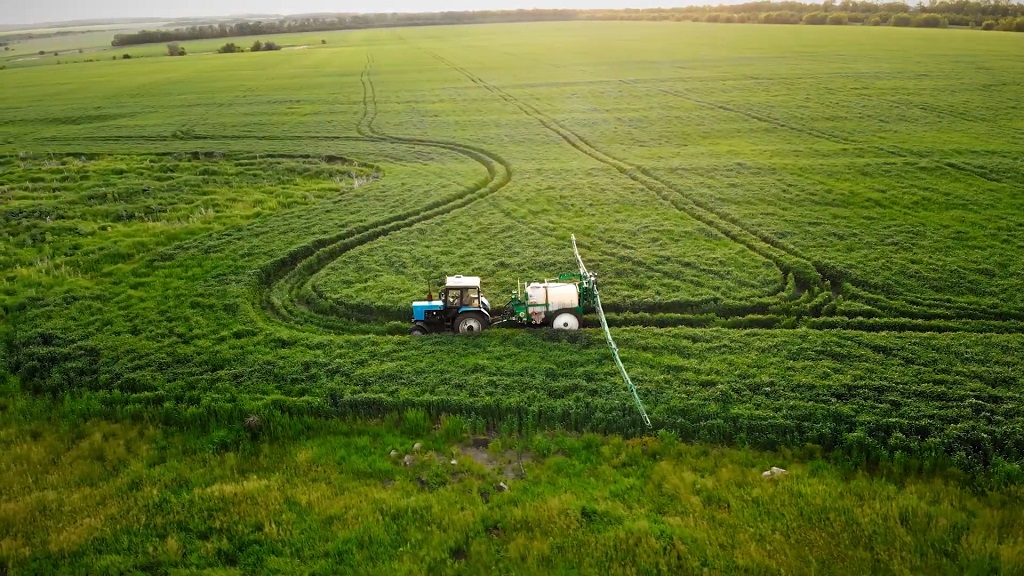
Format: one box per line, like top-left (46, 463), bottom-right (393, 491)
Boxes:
top-left (446, 275), bottom-right (481, 288)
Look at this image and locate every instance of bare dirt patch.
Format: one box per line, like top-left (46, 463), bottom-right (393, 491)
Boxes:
top-left (458, 445), bottom-right (531, 479)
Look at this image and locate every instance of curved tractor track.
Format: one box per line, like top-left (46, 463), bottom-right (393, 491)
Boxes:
top-left (252, 52), bottom-right (1023, 337)
top-left (426, 54), bottom-right (826, 291)
top-left (256, 55), bottom-right (513, 334)
top-left (423, 51), bottom-right (1024, 335)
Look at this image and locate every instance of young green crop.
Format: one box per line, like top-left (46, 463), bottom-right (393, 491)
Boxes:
top-left (1, 22), bottom-right (1023, 479)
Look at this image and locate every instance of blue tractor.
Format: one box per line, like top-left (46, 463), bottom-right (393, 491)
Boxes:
top-left (409, 275), bottom-right (492, 335)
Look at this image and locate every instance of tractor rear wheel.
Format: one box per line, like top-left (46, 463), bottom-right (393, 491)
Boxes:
top-left (454, 312), bottom-right (489, 334)
top-left (551, 311), bottom-right (581, 330)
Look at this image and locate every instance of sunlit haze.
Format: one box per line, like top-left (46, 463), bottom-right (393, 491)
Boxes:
top-left (4, 1), bottom-right (701, 26)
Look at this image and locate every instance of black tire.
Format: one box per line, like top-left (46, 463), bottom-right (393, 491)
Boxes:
top-left (409, 324), bottom-right (429, 336)
top-left (454, 312), bottom-right (489, 334)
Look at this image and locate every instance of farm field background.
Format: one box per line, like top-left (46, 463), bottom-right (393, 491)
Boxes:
top-left (2, 21), bottom-right (1024, 569)
top-left (0, 30), bottom-right (345, 68)
top-left (3, 20), bottom-right (1024, 462)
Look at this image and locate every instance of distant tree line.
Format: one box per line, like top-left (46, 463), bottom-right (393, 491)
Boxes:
top-left (688, 0), bottom-right (1024, 28)
top-left (247, 40), bottom-right (282, 52)
top-left (213, 40), bottom-right (282, 54)
top-left (111, 10), bottom-right (585, 46)
top-left (3, 29), bottom-right (95, 43)
top-left (217, 42), bottom-right (242, 54)
top-left (111, 2), bottom-right (1024, 46)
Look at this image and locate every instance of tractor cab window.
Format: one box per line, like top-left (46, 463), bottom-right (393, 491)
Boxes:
top-left (464, 288), bottom-right (481, 308)
top-left (445, 289), bottom-right (462, 308)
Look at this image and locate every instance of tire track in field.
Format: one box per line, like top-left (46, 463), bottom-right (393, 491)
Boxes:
top-left (530, 70), bottom-right (1023, 323)
top-left (613, 78), bottom-right (1023, 321)
top-left (255, 53), bottom-right (1021, 335)
top-left (767, 74), bottom-right (1018, 141)
top-left (621, 79), bottom-right (1007, 186)
top-left (426, 52), bottom-right (822, 294)
top-left (428, 52), bottom-right (1006, 323)
top-left (611, 82), bottom-right (1023, 320)
top-left (424, 52), bottom-right (1024, 333)
top-left (257, 54), bottom-right (514, 333)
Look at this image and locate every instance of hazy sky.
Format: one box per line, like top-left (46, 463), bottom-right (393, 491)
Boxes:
top-left (4, 1), bottom-right (689, 26)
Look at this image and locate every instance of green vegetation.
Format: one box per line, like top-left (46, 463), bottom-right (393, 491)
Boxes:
top-left (1, 20), bottom-right (1024, 571)
top-left (2, 404), bottom-right (1022, 573)
top-left (0, 29), bottom-right (146, 68)
top-left (828, 12), bottom-right (850, 24)
top-left (0, 152), bottom-right (377, 305)
top-left (166, 42), bottom-right (185, 57)
top-left (0, 30), bottom-right (337, 70)
top-left (104, 1), bottom-right (1024, 49)
top-left (3, 20), bottom-right (1024, 465)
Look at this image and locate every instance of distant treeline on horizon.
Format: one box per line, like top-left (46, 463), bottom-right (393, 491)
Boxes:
top-left (110, 1), bottom-right (1024, 46)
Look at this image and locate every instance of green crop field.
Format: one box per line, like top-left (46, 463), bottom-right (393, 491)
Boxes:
top-left (2, 21), bottom-right (1024, 573)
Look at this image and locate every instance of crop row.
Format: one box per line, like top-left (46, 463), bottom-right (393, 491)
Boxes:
top-left (257, 57), bottom-right (516, 335)
top-left (508, 63), bottom-right (1024, 313)
top-left (3, 28), bottom-right (1023, 478)
top-left (7, 323), bottom-right (1022, 477)
top-left (247, 51), bottom-right (1024, 337)
top-left (414, 51), bottom-right (1024, 330)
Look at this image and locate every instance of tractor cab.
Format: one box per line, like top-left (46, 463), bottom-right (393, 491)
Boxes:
top-left (410, 275), bottom-right (491, 335)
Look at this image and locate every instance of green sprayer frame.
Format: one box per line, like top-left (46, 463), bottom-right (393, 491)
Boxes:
top-left (504, 273), bottom-right (596, 325)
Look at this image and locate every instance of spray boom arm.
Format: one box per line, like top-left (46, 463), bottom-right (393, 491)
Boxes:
top-left (572, 234), bottom-right (651, 429)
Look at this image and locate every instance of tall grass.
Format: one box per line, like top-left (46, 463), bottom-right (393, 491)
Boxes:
top-left (1, 414), bottom-right (1022, 574)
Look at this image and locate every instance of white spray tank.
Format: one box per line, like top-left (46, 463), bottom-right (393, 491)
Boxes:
top-left (525, 281), bottom-right (581, 324)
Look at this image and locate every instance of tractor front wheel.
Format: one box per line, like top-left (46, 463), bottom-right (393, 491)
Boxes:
top-left (410, 323), bottom-right (429, 336)
top-left (454, 312), bottom-right (489, 334)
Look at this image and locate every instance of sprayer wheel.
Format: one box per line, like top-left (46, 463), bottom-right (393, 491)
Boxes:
top-left (551, 311), bottom-right (581, 331)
